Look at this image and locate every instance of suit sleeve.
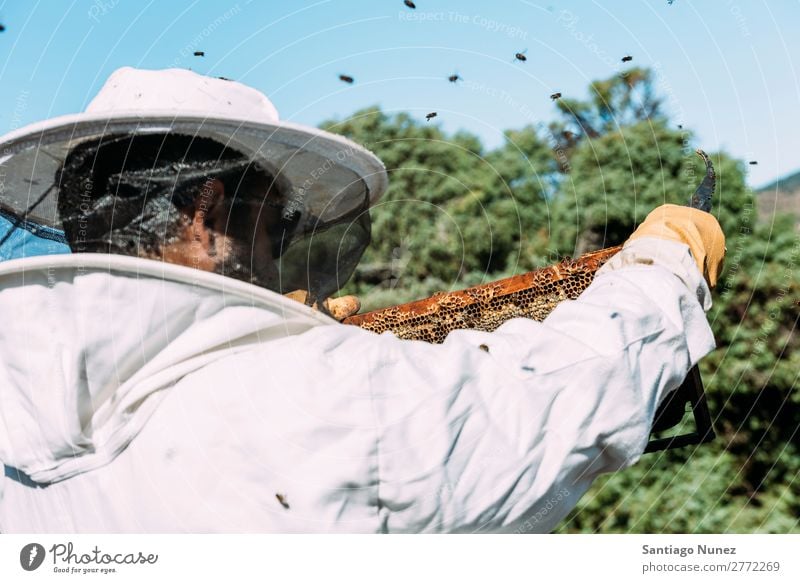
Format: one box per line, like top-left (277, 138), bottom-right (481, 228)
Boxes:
top-left (349, 238), bottom-right (715, 532)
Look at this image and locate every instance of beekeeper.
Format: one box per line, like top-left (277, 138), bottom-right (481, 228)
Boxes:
top-left (0, 67), bottom-right (725, 533)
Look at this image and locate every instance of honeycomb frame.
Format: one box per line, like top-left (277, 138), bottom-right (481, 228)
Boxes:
top-left (343, 245), bottom-right (622, 343)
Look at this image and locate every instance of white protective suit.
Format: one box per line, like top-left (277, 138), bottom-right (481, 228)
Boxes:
top-left (0, 237), bottom-right (715, 533)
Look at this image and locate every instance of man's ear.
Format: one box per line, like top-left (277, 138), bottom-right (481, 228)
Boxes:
top-left (189, 178), bottom-right (226, 251)
top-left (160, 178), bottom-right (226, 270)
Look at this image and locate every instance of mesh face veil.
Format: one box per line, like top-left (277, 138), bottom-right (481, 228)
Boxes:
top-left (1, 131), bottom-right (372, 305)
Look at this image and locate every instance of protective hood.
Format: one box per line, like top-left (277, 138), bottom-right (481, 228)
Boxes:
top-left (0, 67), bottom-right (388, 303)
top-left (0, 253), bottom-right (334, 483)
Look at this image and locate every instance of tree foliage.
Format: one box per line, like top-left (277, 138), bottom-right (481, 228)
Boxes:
top-left (553, 67), bottom-right (664, 139)
top-left (322, 67), bottom-right (799, 533)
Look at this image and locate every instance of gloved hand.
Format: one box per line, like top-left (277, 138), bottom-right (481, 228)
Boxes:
top-left (284, 289), bottom-right (361, 322)
top-left (627, 204), bottom-right (726, 288)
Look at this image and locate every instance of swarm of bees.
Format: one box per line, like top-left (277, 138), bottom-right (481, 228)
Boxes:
top-left (193, 51), bottom-right (205, 57)
top-left (330, 3), bottom-right (702, 132)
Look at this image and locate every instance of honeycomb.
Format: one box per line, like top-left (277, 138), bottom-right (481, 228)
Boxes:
top-left (343, 245), bottom-right (622, 343)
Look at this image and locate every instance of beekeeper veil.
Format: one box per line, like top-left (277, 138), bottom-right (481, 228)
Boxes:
top-left (0, 67), bottom-right (388, 304)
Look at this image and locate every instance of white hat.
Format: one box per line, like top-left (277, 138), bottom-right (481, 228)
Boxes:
top-left (0, 67), bottom-right (388, 229)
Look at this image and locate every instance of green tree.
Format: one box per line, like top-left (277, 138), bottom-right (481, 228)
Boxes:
top-left (553, 67), bottom-right (664, 139)
top-left (322, 109), bottom-right (555, 309)
top-left (321, 67), bottom-right (800, 533)
top-left (544, 70), bottom-right (800, 533)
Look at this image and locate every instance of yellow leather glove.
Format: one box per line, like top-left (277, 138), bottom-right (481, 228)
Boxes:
top-left (628, 204), bottom-right (726, 288)
top-left (283, 289), bottom-right (361, 322)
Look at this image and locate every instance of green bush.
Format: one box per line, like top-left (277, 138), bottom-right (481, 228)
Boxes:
top-left (326, 68), bottom-right (799, 533)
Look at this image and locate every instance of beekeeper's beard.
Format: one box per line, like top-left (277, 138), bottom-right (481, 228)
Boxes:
top-left (210, 233), bottom-right (280, 290)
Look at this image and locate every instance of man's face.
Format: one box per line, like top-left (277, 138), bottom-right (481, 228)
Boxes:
top-left (161, 173), bottom-right (286, 289)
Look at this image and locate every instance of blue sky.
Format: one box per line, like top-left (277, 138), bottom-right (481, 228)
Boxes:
top-left (0, 0), bottom-right (798, 188)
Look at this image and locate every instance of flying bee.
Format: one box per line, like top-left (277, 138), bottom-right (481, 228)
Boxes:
top-left (678, 124), bottom-right (683, 129)
top-left (621, 55), bottom-right (633, 62)
top-left (514, 50), bottom-right (527, 62)
top-left (194, 51), bottom-right (205, 57)
top-left (550, 92), bottom-right (562, 101)
top-left (404, 0), bottom-right (416, 8)
top-left (425, 112), bottom-right (438, 121)
top-left (749, 160), bottom-right (758, 165)
top-left (275, 493), bottom-right (290, 509)
top-left (0, 23), bottom-right (5, 33)
top-left (338, 74), bottom-right (354, 84)
top-left (448, 73), bottom-right (461, 83)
